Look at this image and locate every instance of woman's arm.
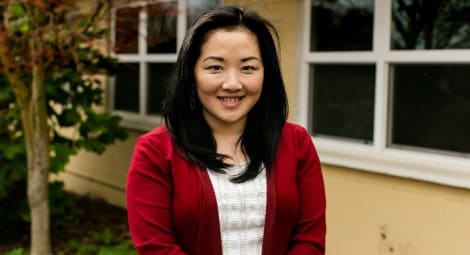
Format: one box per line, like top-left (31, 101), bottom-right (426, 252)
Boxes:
top-left (126, 135), bottom-right (189, 255)
top-left (288, 127), bottom-right (326, 255)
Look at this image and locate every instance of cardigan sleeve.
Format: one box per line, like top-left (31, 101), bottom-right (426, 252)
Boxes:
top-left (287, 127), bottom-right (326, 255)
top-left (126, 135), bottom-right (189, 255)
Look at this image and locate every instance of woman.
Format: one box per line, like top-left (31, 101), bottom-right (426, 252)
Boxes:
top-left (126, 5), bottom-right (326, 255)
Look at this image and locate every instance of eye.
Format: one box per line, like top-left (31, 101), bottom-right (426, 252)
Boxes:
top-left (241, 65), bottom-right (257, 73)
top-left (206, 65), bottom-right (223, 72)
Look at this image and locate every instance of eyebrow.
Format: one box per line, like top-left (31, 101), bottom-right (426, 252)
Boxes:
top-left (202, 56), bottom-right (224, 62)
top-left (202, 56), bottom-right (261, 63)
top-left (241, 56), bottom-right (261, 62)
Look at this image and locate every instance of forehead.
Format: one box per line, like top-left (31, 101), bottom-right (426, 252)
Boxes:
top-left (201, 26), bottom-right (259, 47)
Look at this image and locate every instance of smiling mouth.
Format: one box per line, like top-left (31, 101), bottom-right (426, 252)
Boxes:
top-left (218, 96), bottom-right (244, 107)
top-left (218, 96), bottom-right (243, 103)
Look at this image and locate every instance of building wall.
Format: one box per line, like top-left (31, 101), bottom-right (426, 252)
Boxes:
top-left (324, 165), bottom-right (470, 255)
top-left (54, 130), bottom-right (139, 207)
top-left (57, 0), bottom-right (470, 254)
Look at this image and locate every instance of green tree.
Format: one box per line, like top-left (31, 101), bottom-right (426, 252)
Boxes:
top-left (0, 1), bottom-right (127, 254)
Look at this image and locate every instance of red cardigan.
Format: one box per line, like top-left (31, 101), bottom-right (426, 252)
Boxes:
top-left (126, 122), bottom-right (326, 255)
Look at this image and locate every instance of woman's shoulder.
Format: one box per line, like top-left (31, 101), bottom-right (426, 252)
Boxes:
top-left (279, 122), bottom-right (318, 162)
top-left (280, 121), bottom-right (315, 151)
top-left (135, 125), bottom-right (174, 152)
top-left (282, 121), bottom-right (310, 138)
top-left (141, 125), bottom-right (170, 139)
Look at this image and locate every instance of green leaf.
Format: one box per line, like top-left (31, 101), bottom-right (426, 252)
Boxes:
top-left (79, 138), bottom-right (106, 154)
top-left (10, 4), bottom-right (26, 18)
top-left (6, 248), bottom-right (26, 255)
top-left (19, 20), bottom-right (29, 33)
top-left (92, 228), bottom-right (114, 245)
top-left (4, 143), bottom-right (25, 160)
top-left (98, 240), bottom-right (137, 255)
top-left (62, 108), bottom-right (81, 126)
top-left (49, 142), bottom-right (77, 172)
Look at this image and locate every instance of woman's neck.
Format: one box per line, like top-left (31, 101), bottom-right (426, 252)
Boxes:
top-left (212, 126), bottom-right (247, 165)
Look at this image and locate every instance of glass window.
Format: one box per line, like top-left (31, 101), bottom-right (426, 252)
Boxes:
top-left (303, 0), bottom-right (470, 187)
top-left (147, 2), bottom-right (178, 53)
top-left (147, 63), bottom-right (174, 115)
top-left (310, 64), bottom-right (375, 142)
top-left (390, 64), bottom-right (470, 154)
top-left (392, 0), bottom-right (470, 50)
top-left (115, 7), bottom-right (139, 54)
top-left (114, 63), bottom-right (140, 113)
top-left (310, 0), bottom-right (374, 51)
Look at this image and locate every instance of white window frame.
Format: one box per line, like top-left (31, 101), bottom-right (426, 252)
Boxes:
top-left (298, 0), bottom-right (470, 189)
top-left (108, 0), bottom-right (187, 131)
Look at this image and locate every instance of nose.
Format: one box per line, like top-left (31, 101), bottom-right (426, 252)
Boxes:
top-left (222, 69), bottom-right (242, 91)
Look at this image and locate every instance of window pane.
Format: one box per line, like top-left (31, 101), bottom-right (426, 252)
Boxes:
top-left (390, 64), bottom-right (470, 154)
top-left (392, 0), bottom-right (470, 49)
top-left (147, 2), bottom-right (178, 54)
top-left (114, 63), bottom-right (139, 112)
top-left (187, 0), bottom-right (222, 28)
top-left (310, 65), bottom-right (375, 142)
top-left (147, 63), bottom-right (174, 115)
top-left (115, 7), bottom-right (139, 54)
top-left (310, 0), bottom-right (374, 51)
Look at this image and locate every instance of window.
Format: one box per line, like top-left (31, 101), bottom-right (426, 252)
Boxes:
top-left (310, 64), bottom-right (375, 142)
top-left (110, 0), bottom-right (221, 130)
top-left (300, 0), bottom-right (470, 188)
top-left (390, 64), bottom-right (470, 154)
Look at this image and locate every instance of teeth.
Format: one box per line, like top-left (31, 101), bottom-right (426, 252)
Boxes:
top-left (221, 97), bottom-right (240, 103)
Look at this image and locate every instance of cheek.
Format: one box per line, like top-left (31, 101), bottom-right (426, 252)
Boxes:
top-left (245, 75), bottom-right (264, 95)
top-left (195, 74), bottom-right (218, 93)
top-left (195, 84), bottom-right (216, 105)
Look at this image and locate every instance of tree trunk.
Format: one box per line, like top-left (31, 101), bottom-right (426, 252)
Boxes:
top-left (28, 71), bottom-right (51, 255)
top-left (1, 38), bottom-right (52, 255)
top-left (8, 59), bottom-right (52, 255)
top-left (19, 40), bottom-right (52, 255)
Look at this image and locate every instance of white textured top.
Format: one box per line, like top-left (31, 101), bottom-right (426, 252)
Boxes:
top-left (207, 163), bottom-right (267, 255)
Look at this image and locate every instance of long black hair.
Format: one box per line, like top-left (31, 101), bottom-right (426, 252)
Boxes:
top-left (163, 5), bottom-right (288, 183)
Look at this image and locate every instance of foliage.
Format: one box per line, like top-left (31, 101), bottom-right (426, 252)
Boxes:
top-left (6, 248), bottom-right (26, 255)
top-left (5, 229), bottom-right (136, 255)
top-left (0, 0), bottom-right (128, 243)
top-left (67, 229), bottom-right (137, 255)
top-left (0, 73), bottom-right (28, 240)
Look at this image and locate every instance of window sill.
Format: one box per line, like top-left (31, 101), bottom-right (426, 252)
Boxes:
top-left (114, 111), bottom-right (164, 132)
top-left (313, 136), bottom-right (470, 189)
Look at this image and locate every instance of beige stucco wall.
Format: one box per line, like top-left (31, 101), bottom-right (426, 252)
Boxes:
top-left (324, 164), bottom-right (470, 255)
top-left (57, 1), bottom-right (470, 254)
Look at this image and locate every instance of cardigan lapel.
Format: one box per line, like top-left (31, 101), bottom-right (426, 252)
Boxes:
top-left (262, 169), bottom-right (277, 255)
top-left (196, 167), bottom-right (223, 255)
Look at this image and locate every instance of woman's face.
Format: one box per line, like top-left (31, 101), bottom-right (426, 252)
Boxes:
top-left (194, 26), bottom-right (264, 131)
